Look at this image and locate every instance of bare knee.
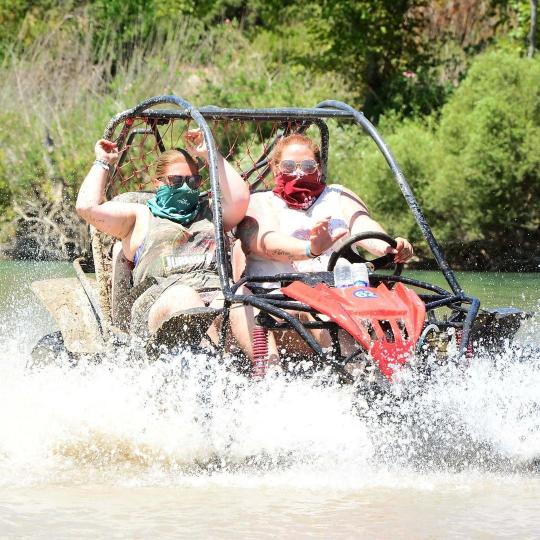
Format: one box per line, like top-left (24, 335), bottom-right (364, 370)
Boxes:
top-left (148, 284), bottom-right (204, 333)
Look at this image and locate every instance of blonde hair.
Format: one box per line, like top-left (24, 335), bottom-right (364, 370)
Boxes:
top-left (270, 133), bottom-right (321, 172)
top-left (154, 148), bottom-right (198, 180)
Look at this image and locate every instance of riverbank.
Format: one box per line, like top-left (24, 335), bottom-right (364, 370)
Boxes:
top-left (1, 234), bottom-right (538, 272)
top-left (409, 238), bottom-right (540, 273)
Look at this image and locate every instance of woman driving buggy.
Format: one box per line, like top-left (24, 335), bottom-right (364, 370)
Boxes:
top-left (76, 128), bottom-right (249, 346)
top-left (230, 133), bottom-right (413, 363)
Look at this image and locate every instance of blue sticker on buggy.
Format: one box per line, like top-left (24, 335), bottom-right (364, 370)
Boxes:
top-left (353, 289), bottom-right (378, 299)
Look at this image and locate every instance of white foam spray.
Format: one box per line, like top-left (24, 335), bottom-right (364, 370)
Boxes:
top-left (0, 299), bottom-right (539, 490)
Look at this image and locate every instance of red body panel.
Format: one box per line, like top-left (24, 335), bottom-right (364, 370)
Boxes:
top-left (280, 281), bottom-right (426, 379)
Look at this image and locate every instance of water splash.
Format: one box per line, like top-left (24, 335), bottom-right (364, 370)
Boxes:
top-left (0, 304), bottom-right (539, 489)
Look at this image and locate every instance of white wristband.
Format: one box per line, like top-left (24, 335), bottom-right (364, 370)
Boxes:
top-left (305, 242), bottom-right (318, 258)
top-left (93, 159), bottom-right (110, 171)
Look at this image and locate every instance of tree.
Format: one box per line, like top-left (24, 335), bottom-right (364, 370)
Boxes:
top-left (529, 0), bottom-right (538, 56)
top-left (423, 50), bottom-right (540, 268)
top-left (307, 1), bottom-right (430, 119)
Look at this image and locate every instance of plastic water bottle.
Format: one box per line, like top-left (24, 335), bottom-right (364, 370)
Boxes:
top-left (333, 258), bottom-right (352, 287)
top-left (351, 263), bottom-right (369, 287)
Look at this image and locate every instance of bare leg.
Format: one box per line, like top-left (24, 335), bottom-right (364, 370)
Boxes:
top-left (228, 285), bottom-right (279, 360)
top-left (147, 283), bottom-right (205, 334)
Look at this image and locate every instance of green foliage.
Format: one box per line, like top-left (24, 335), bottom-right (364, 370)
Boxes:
top-left (339, 49), bottom-right (540, 260)
top-left (309, 0), bottom-right (431, 119)
top-left (0, 2), bottom-right (538, 266)
top-left (2, 1), bottom-right (537, 119)
top-left (0, 0), bottom-right (290, 64)
top-left (0, 0), bottom-right (62, 55)
top-left (430, 50), bottom-right (540, 241)
top-left (498, 0), bottom-right (539, 51)
top-left (0, 175), bottom-right (10, 207)
top-left (329, 117), bottom-right (438, 249)
top-left (0, 21), bottom-right (350, 206)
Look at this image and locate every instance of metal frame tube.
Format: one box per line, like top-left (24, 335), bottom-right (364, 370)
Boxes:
top-left (316, 100), bottom-right (465, 297)
top-left (103, 95), bottom-right (231, 294)
top-left (99, 94), bottom-right (482, 359)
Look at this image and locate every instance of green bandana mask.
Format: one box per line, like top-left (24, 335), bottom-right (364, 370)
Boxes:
top-left (147, 184), bottom-right (200, 225)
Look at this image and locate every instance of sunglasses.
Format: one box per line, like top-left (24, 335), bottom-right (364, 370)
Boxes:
top-left (279, 159), bottom-right (319, 175)
top-left (161, 174), bottom-right (203, 189)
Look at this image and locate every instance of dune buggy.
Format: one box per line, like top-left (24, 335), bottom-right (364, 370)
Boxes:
top-left (31, 95), bottom-right (528, 384)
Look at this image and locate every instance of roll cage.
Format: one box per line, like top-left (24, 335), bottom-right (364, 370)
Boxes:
top-left (101, 95), bottom-right (480, 375)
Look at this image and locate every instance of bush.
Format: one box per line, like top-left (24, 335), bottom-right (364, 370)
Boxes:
top-left (332, 49), bottom-right (540, 266)
top-left (431, 50), bottom-right (540, 243)
top-left (0, 20), bottom-right (354, 257)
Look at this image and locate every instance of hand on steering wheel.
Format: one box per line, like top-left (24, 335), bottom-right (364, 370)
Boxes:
top-left (327, 231), bottom-right (404, 276)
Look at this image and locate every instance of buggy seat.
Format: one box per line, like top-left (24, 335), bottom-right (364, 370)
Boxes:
top-left (92, 191), bottom-right (154, 333)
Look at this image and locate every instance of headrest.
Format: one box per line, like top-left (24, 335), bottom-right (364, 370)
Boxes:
top-left (112, 191), bottom-right (155, 204)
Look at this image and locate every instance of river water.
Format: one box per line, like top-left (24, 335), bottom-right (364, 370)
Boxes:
top-left (0, 261), bottom-right (538, 538)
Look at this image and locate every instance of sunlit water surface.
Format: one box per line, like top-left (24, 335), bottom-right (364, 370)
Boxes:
top-left (0, 262), bottom-right (538, 538)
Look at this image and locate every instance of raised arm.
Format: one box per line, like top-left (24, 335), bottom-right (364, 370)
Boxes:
top-left (76, 139), bottom-right (142, 240)
top-left (185, 130), bottom-right (249, 231)
top-left (339, 186), bottom-right (413, 263)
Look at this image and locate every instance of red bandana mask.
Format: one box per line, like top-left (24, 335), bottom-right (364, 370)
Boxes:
top-left (272, 171), bottom-right (325, 210)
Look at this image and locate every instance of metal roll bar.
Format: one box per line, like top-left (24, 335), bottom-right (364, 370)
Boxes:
top-left (101, 95), bottom-right (480, 358)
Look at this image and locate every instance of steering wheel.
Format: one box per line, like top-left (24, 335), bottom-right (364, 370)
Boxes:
top-left (327, 231), bottom-right (404, 276)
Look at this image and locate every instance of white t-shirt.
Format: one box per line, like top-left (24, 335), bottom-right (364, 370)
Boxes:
top-left (245, 185), bottom-right (349, 279)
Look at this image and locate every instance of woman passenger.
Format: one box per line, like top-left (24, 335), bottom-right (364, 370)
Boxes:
top-left (230, 133), bottom-right (413, 361)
